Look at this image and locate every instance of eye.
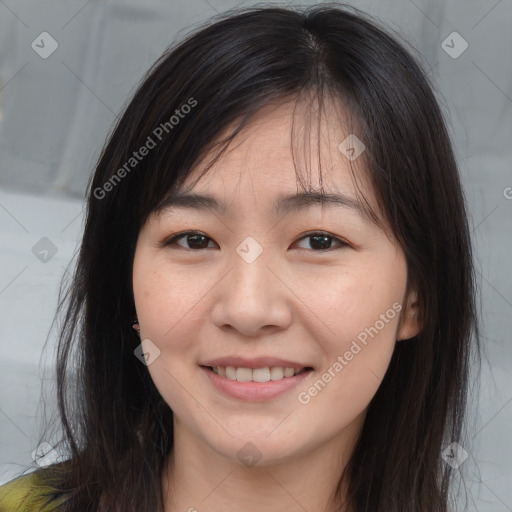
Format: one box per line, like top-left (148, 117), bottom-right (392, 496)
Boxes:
top-left (293, 231), bottom-right (348, 252)
top-left (161, 230), bottom-right (348, 252)
top-left (163, 231), bottom-right (217, 250)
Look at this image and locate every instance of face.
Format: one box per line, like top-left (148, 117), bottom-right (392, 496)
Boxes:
top-left (132, 99), bottom-right (419, 468)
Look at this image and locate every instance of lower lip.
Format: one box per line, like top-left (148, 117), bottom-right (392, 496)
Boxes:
top-left (200, 366), bottom-right (313, 402)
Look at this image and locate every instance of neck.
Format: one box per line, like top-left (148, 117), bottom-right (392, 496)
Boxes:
top-left (161, 414), bottom-right (363, 512)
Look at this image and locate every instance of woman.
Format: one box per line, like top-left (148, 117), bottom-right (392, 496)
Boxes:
top-left (0, 3), bottom-right (480, 511)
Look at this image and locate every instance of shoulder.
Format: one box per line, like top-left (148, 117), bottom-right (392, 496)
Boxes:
top-left (0, 466), bottom-right (70, 512)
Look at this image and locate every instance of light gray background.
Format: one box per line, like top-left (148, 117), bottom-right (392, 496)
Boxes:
top-left (0, 1), bottom-right (511, 511)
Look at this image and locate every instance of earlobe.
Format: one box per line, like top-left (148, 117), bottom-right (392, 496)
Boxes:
top-left (132, 316), bottom-right (141, 336)
top-left (396, 290), bottom-right (421, 342)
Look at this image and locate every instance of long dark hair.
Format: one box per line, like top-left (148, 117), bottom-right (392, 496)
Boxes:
top-left (25, 3), bottom-right (480, 511)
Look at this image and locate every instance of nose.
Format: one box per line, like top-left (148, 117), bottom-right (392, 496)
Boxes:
top-left (211, 242), bottom-right (293, 337)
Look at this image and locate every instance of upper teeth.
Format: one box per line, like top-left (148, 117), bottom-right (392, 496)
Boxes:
top-left (212, 366), bottom-right (303, 382)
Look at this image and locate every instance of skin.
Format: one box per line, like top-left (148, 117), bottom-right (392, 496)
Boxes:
top-left (132, 99), bottom-right (420, 512)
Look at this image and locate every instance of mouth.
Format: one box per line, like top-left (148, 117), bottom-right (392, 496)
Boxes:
top-left (201, 365), bottom-right (314, 383)
top-left (199, 364), bottom-right (314, 401)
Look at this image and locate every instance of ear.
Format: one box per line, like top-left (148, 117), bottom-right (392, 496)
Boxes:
top-left (396, 288), bottom-right (421, 341)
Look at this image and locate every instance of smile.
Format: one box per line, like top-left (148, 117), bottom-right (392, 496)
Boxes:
top-left (200, 365), bottom-right (314, 401)
top-left (207, 365), bottom-right (310, 382)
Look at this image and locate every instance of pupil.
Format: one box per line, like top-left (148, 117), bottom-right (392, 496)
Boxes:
top-left (311, 235), bottom-right (331, 250)
top-left (189, 234), bottom-right (208, 249)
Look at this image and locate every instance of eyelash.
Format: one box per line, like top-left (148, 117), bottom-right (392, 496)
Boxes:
top-left (161, 230), bottom-right (349, 253)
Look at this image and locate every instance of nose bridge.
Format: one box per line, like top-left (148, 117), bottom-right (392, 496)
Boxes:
top-left (230, 234), bottom-right (272, 301)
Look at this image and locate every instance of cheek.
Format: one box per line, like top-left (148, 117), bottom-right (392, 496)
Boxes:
top-left (133, 251), bottom-right (201, 339)
top-left (132, 254), bottom-right (218, 399)
top-left (294, 256), bottom-right (406, 401)
top-left (294, 260), bottom-right (405, 343)
top-left (294, 271), bottom-right (402, 424)
top-left (132, 255), bottom-right (205, 413)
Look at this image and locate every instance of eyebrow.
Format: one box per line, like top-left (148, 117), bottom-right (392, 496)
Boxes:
top-left (156, 191), bottom-right (368, 219)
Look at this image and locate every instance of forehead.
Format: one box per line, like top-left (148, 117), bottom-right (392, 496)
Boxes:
top-left (196, 99), bottom-right (354, 181)
top-left (160, 99), bottom-right (375, 220)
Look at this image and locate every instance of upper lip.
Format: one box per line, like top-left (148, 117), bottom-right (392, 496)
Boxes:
top-left (201, 356), bottom-right (313, 371)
